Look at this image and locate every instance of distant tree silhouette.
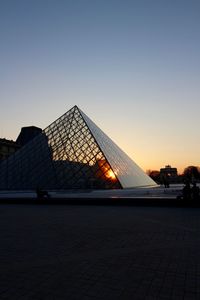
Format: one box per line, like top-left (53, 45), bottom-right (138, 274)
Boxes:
top-left (183, 166), bottom-right (200, 182)
top-left (147, 170), bottom-right (160, 182)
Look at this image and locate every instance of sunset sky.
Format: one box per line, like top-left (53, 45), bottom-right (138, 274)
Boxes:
top-left (1, 0), bottom-right (200, 174)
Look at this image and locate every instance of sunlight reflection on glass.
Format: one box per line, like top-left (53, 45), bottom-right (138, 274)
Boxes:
top-left (105, 169), bottom-right (116, 180)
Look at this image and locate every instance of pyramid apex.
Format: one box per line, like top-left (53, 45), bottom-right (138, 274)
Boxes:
top-left (73, 105), bottom-right (82, 113)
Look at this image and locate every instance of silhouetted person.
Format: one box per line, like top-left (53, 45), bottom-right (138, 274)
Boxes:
top-left (165, 174), bottom-right (170, 188)
top-left (182, 182), bottom-right (191, 201)
top-left (161, 174), bottom-right (170, 188)
top-left (191, 183), bottom-right (200, 201)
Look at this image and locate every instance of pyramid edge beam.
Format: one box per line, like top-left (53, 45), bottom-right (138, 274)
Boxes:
top-left (78, 106), bottom-right (157, 188)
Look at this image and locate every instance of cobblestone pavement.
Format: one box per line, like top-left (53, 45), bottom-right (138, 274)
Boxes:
top-left (0, 204), bottom-right (200, 299)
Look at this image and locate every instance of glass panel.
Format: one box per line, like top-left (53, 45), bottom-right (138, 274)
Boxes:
top-left (80, 109), bottom-right (156, 188)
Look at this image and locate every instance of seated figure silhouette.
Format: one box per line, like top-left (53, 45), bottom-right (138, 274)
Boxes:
top-left (36, 187), bottom-right (50, 200)
top-left (182, 182), bottom-right (191, 201)
top-left (191, 182), bottom-right (200, 201)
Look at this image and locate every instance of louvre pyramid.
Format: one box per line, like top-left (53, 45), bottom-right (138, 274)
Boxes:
top-left (0, 105), bottom-right (156, 190)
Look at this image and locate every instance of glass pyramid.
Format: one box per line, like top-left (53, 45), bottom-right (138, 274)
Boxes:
top-left (0, 105), bottom-right (156, 190)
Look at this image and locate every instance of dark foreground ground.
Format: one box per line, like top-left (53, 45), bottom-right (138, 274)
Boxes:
top-left (0, 203), bottom-right (200, 300)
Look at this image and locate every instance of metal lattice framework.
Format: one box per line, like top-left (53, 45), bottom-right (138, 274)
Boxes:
top-left (43, 105), bottom-right (121, 189)
top-left (0, 105), bottom-right (156, 190)
top-left (0, 106), bottom-right (121, 189)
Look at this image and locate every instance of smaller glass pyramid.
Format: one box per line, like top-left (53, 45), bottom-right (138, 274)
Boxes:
top-left (0, 105), bottom-right (156, 190)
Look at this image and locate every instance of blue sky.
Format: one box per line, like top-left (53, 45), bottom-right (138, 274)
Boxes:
top-left (0, 0), bottom-right (200, 173)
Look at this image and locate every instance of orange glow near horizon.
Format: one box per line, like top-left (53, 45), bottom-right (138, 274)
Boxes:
top-left (97, 159), bottom-right (117, 181)
top-left (105, 169), bottom-right (116, 180)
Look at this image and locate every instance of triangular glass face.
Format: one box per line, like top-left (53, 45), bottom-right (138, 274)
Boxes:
top-left (79, 109), bottom-right (156, 188)
top-left (0, 106), bottom-right (122, 190)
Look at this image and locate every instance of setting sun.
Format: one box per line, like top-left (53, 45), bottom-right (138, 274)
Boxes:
top-left (105, 169), bottom-right (116, 180)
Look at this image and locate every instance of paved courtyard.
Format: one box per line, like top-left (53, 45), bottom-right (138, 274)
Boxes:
top-left (0, 203), bottom-right (200, 299)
